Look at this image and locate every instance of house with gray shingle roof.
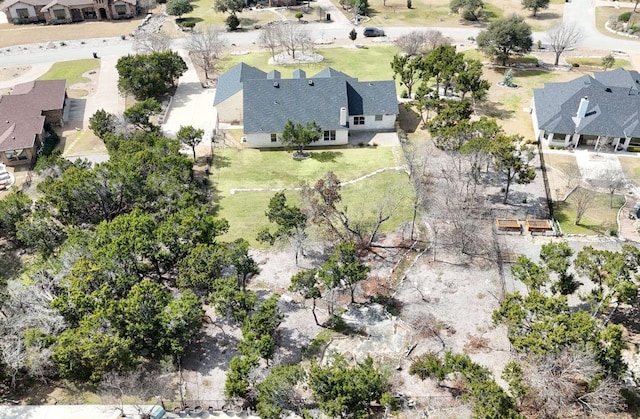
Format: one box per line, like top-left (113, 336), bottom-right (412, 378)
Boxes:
top-left (532, 68), bottom-right (640, 151)
top-left (0, 80), bottom-right (67, 166)
top-left (214, 64), bottom-right (398, 148)
top-left (214, 63), bottom-right (267, 124)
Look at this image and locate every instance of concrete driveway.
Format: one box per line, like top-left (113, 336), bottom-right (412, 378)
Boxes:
top-left (161, 50), bottom-right (216, 153)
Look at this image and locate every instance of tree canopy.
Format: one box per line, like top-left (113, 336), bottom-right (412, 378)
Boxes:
top-left (116, 51), bottom-right (187, 100)
top-left (476, 14), bottom-right (533, 66)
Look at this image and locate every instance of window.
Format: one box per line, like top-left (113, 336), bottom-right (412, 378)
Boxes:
top-left (114, 4), bottom-right (127, 15)
top-left (323, 130), bottom-right (336, 141)
top-left (16, 8), bottom-right (29, 18)
top-left (375, 114), bottom-right (383, 121)
top-left (53, 8), bottom-right (66, 20)
top-left (353, 116), bottom-right (365, 125)
top-left (270, 133), bottom-right (277, 143)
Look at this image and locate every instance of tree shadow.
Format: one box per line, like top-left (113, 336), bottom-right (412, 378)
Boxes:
top-left (0, 245), bottom-right (22, 282)
top-left (212, 153), bottom-right (231, 169)
top-left (398, 104), bottom-right (421, 134)
top-left (239, 17), bottom-right (259, 27)
top-left (310, 151), bottom-right (342, 163)
top-left (514, 69), bottom-right (551, 78)
top-left (531, 12), bottom-right (560, 20)
top-left (475, 101), bottom-right (515, 119)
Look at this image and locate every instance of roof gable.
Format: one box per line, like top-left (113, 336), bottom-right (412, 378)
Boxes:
top-left (346, 80), bottom-right (398, 116)
top-left (213, 63), bottom-right (267, 106)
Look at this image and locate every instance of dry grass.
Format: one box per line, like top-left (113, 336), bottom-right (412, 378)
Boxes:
top-left (0, 19), bottom-right (141, 48)
top-left (326, 0), bottom-right (562, 30)
top-left (619, 156), bottom-right (640, 184)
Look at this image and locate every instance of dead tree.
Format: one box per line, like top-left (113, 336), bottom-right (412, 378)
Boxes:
top-left (546, 22), bottom-right (583, 66)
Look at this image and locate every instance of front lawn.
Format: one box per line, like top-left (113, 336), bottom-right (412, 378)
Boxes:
top-left (565, 57), bottom-right (632, 70)
top-left (619, 156), bottom-right (640, 183)
top-left (38, 58), bottom-right (99, 85)
top-left (217, 46), bottom-right (400, 82)
top-left (554, 189), bottom-right (624, 235)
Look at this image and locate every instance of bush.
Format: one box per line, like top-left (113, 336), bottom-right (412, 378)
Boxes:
top-left (295, 12), bottom-right (303, 20)
top-left (407, 0), bottom-right (412, 8)
top-left (400, 89), bottom-right (408, 98)
top-left (181, 20), bottom-right (195, 29)
top-left (41, 127), bottom-right (60, 157)
top-left (619, 11), bottom-right (632, 23)
top-left (572, 63), bottom-right (580, 67)
top-left (226, 13), bottom-right (240, 30)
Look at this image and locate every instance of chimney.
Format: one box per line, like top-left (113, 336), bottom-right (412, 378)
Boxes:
top-left (572, 96), bottom-right (589, 128)
top-left (339, 107), bottom-right (347, 126)
top-left (576, 96), bottom-right (589, 118)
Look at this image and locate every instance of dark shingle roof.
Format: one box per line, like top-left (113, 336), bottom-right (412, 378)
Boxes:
top-left (213, 63), bottom-right (266, 106)
top-left (0, 80), bottom-right (66, 152)
top-left (243, 78), bottom-right (349, 133)
top-left (533, 69), bottom-right (640, 137)
top-left (227, 64), bottom-right (398, 134)
top-left (347, 80), bottom-right (398, 116)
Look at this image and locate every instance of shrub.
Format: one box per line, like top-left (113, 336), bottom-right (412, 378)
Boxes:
top-left (619, 11), bottom-right (632, 23)
top-left (407, 0), bottom-right (412, 8)
top-left (572, 62), bottom-right (580, 67)
top-left (41, 127), bottom-right (60, 157)
top-left (400, 89), bottom-right (408, 98)
top-left (182, 20), bottom-right (196, 29)
top-left (295, 12), bottom-right (303, 20)
top-left (226, 13), bottom-right (240, 30)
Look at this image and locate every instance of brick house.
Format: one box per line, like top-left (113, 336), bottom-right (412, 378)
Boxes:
top-left (2, 0), bottom-right (137, 24)
top-left (0, 80), bottom-right (67, 167)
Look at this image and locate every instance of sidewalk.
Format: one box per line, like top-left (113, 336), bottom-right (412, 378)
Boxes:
top-left (82, 54), bottom-right (125, 125)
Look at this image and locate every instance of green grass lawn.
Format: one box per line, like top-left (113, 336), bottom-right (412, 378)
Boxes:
top-left (216, 170), bottom-right (415, 244)
top-left (554, 189), bottom-right (624, 235)
top-left (37, 58), bottom-right (99, 85)
top-left (218, 45), bottom-right (400, 81)
top-left (565, 57), bottom-right (632, 69)
top-left (213, 146), bottom-right (400, 193)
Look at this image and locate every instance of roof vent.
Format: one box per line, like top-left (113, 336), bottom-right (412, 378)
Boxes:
top-left (308, 80), bottom-right (314, 86)
top-left (273, 82), bottom-right (279, 88)
top-left (605, 87), bottom-right (612, 92)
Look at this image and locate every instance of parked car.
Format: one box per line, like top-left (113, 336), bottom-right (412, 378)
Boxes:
top-left (363, 27), bottom-right (385, 37)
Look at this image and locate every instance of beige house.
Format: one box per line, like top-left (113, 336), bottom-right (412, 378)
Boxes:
top-left (214, 63), bottom-right (267, 125)
top-left (3, 0), bottom-right (136, 24)
top-left (0, 80), bottom-right (67, 167)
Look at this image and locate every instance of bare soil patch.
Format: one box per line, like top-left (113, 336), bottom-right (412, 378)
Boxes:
top-left (0, 65), bottom-right (30, 82)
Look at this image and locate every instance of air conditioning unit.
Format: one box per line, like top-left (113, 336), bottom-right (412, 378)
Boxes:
top-left (241, 137), bottom-right (247, 143)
